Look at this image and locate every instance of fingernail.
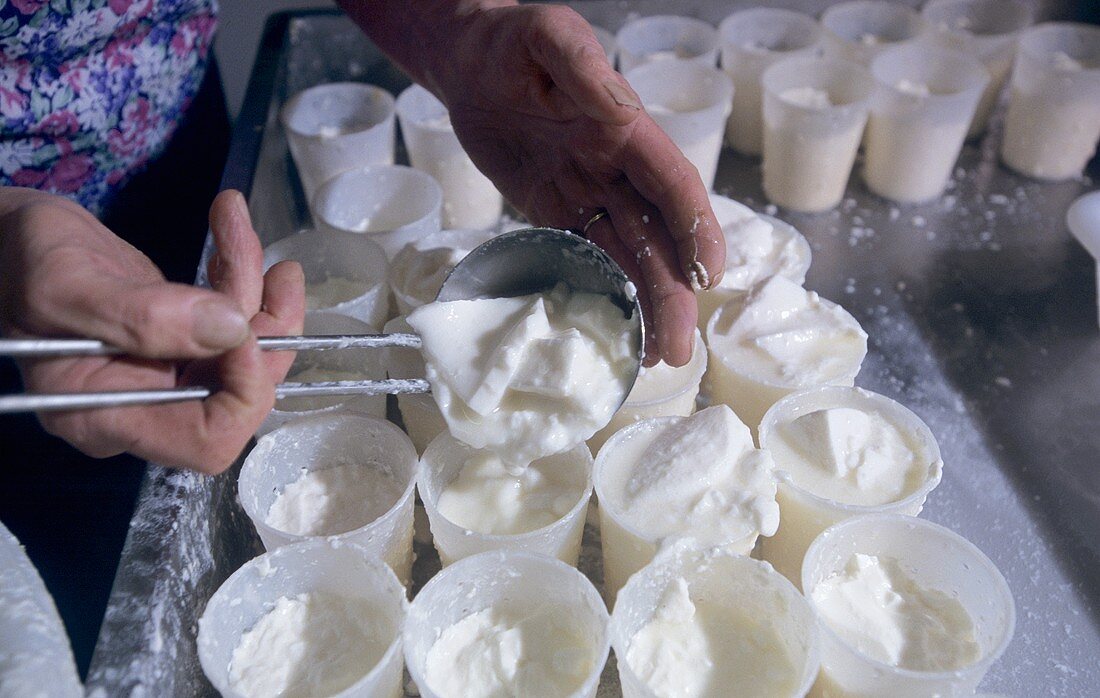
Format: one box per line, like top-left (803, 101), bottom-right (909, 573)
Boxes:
top-left (604, 78), bottom-right (642, 110)
top-left (232, 190), bottom-right (249, 217)
top-left (192, 299), bottom-right (249, 349)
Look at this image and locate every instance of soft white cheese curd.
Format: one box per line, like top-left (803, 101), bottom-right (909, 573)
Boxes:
top-left (305, 274), bottom-right (369, 310)
top-left (769, 406), bottom-right (929, 506)
top-left (266, 463), bottom-right (405, 537)
top-left (625, 577), bottom-right (800, 697)
top-left (227, 592), bottom-right (389, 698)
top-left (778, 86), bottom-right (833, 109)
top-left (436, 449), bottom-right (588, 535)
top-left (811, 553), bottom-right (981, 671)
top-left (704, 275), bottom-right (867, 430)
top-left (408, 284), bottom-right (637, 466)
top-left (699, 195), bottom-right (811, 328)
top-left (388, 230), bottom-right (494, 313)
top-left (596, 405), bottom-right (778, 594)
top-left (423, 606), bottom-right (595, 698)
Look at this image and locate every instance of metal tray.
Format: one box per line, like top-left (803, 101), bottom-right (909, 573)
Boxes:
top-left (86, 3), bottom-right (1099, 696)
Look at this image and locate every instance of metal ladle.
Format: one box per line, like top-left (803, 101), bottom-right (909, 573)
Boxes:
top-left (0, 228), bottom-right (642, 414)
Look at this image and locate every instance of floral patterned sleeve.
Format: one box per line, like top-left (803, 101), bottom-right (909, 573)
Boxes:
top-left (0, 0), bottom-right (218, 216)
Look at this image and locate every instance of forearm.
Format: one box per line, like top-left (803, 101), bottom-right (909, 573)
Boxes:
top-left (336, 0), bottom-right (516, 97)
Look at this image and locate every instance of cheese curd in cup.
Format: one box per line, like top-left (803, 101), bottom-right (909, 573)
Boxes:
top-left (197, 540), bottom-right (407, 698)
top-left (757, 386), bottom-right (944, 585)
top-left (388, 228), bottom-right (495, 315)
top-left (611, 543), bottom-right (820, 698)
top-left (802, 514), bottom-right (1015, 697)
top-left (704, 275), bottom-right (868, 433)
top-left (419, 434), bottom-right (592, 566)
top-left (238, 414), bottom-right (419, 585)
top-left (404, 550), bottom-right (610, 698)
top-left (587, 329), bottom-right (707, 454)
top-left (407, 283), bottom-right (637, 468)
top-left (262, 229), bottom-right (390, 330)
top-left (593, 405), bottom-right (779, 598)
top-left (697, 194), bottom-right (812, 329)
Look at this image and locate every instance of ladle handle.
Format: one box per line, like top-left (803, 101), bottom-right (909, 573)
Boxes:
top-left (0, 379), bottom-right (431, 414)
top-left (0, 333), bottom-right (422, 358)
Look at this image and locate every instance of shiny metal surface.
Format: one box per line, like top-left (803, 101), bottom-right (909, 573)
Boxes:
top-left (87, 4), bottom-right (1099, 697)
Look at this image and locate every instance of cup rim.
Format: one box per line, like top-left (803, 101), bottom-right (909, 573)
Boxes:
top-left (620, 329), bottom-right (708, 408)
top-left (417, 434), bottom-right (594, 544)
top-left (758, 385), bottom-right (945, 514)
top-left (761, 55), bottom-right (876, 114)
top-left (615, 13), bottom-right (719, 56)
top-left (1016, 22), bottom-right (1100, 75)
top-left (921, 0), bottom-right (1033, 41)
top-left (239, 413), bottom-right (419, 545)
top-left (718, 7), bottom-right (824, 55)
top-left (263, 229), bottom-right (390, 314)
top-left (197, 539), bottom-right (408, 698)
top-left (870, 44), bottom-right (991, 99)
top-left (279, 82), bottom-right (396, 140)
top-left (624, 59), bottom-right (735, 112)
top-left (801, 513), bottom-right (1017, 681)
top-left (820, 0), bottom-right (925, 44)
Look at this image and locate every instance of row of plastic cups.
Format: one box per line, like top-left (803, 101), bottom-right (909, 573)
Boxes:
top-left (281, 81), bottom-right (502, 232)
top-left (198, 514), bottom-right (1013, 698)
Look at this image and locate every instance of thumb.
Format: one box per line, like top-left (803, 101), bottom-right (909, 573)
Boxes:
top-left (47, 274), bottom-right (251, 359)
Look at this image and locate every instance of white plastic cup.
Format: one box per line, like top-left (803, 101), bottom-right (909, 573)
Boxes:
top-left (761, 57), bottom-right (874, 212)
top-left (592, 416), bottom-right (765, 598)
top-left (611, 544), bottom-right (820, 698)
top-left (616, 14), bottom-right (719, 73)
top-left (197, 540), bottom-right (407, 698)
top-left (864, 45), bottom-right (989, 203)
top-left (591, 24), bottom-right (618, 66)
top-left (820, 1), bottom-right (926, 66)
top-left (418, 433), bottom-right (593, 566)
top-left (587, 329), bottom-right (707, 454)
top-left (921, 0), bottom-right (1034, 138)
top-left (238, 414), bottom-right (419, 585)
top-left (312, 164), bottom-right (443, 259)
top-left (382, 315), bottom-right (447, 454)
top-left (802, 514), bottom-right (1016, 697)
top-left (258, 312), bottom-right (387, 437)
top-left (757, 386), bottom-right (944, 586)
top-left (625, 60), bottom-right (733, 190)
top-left (262, 228), bottom-right (390, 329)
top-left (404, 550), bottom-right (610, 698)
top-left (395, 84), bottom-right (503, 230)
top-left (280, 82), bottom-right (396, 201)
top-left (1001, 22), bottom-right (1100, 181)
top-left (719, 8), bottom-right (824, 157)
top-left (387, 228), bottom-right (495, 315)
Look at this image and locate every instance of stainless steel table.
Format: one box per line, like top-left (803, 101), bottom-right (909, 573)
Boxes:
top-left (86, 3), bottom-right (1099, 695)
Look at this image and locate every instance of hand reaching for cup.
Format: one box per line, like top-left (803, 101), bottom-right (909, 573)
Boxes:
top-left (0, 188), bottom-right (305, 473)
top-left (341, 0), bottom-right (726, 366)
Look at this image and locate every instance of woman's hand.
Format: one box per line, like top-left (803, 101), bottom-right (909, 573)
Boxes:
top-left (343, 1), bottom-right (725, 366)
top-left (0, 188), bottom-right (304, 473)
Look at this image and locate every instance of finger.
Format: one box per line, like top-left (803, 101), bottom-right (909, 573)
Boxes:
top-left (208, 189), bottom-right (264, 317)
top-left (602, 188), bottom-right (697, 368)
top-left (528, 6), bottom-right (642, 124)
top-left (250, 260), bottom-right (306, 383)
top-left (43, 338), bottom-right (273, 473)
top-left (619, 116), bottom-right (726, 289)
top-left (585, 219), bottom-right (658, 368)
top-left (34, 270), bottom-right (251, 359)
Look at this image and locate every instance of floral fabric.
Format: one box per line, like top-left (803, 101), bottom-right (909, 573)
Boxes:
top-left (0, 0), bottom-right (217, 215)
